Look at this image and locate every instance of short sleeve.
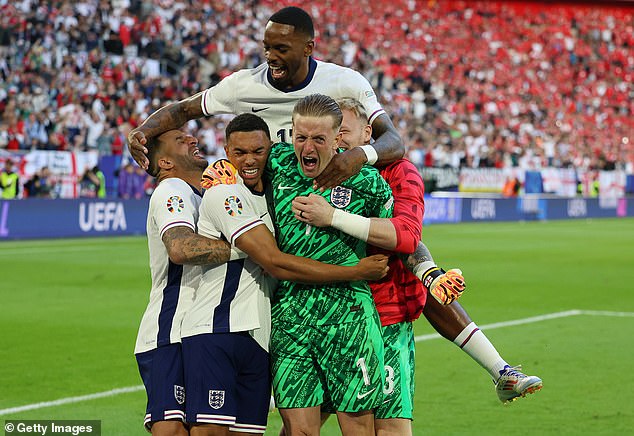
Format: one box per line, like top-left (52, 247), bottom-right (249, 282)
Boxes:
top-left (200, 73), bottom-right (238, 116)
top-left (150, 180), bottom-right (198, 238)
top-left (340, 69), bottom-right (385, 124)
top-left (198, 184), bottom-right (265, 244)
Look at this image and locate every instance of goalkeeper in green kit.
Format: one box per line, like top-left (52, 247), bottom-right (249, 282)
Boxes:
top-left (266, 94), bottom-right (390, 435)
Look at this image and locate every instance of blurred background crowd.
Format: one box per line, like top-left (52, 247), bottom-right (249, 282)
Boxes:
top-left (0, 0), bottom-right (632, 198)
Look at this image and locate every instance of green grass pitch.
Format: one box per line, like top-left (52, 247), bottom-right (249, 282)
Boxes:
top-left (2, 218), bottom-right (633, 434)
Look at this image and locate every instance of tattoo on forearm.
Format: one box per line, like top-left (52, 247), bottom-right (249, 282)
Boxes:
top-left (163, 227), bottom-right (231, 265)
top-left (140, 103), bottom-right (186, 138)
top-left (183, 236), bottom-right (231, 265)
top-left (402, 241), bottom-right (435, 272)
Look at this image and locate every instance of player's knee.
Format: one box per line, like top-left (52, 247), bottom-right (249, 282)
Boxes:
top-left (279, 408), bottom-right (321, 436)
top-left (336, 410), bottom-right (375, 436)
top-left (375, 418), bottom-right (412, 436)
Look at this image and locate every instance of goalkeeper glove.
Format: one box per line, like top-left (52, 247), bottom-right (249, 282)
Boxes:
top-left (201, 159), bottom-right (238, 189)
top-left (421, 267), bottom-right (466, 305)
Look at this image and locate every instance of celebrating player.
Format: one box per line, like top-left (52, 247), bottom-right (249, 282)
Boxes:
top-left (135, 124), bottom-right (388, 435)
top-left (135, 130), bottom-right (223, 436)
top-left (293, 98), bottom-right (543, 409)
top-left (127, 6), bottom-right (404, 190)
top-left (265, 94), bottom-right (392, 435)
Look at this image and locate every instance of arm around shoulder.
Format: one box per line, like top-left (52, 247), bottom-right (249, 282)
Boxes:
top-left (370, 113), bottom-right (405, 166)
top-left (234, 224), bottom-right (387, 283)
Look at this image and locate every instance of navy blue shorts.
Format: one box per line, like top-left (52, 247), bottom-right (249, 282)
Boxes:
top-left (182, 332), bottom-right (270, 433)
top-left (135, 343), bottom-right (186, 430)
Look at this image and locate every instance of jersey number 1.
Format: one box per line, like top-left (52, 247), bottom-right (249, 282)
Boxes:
top-left (276, 129), bottom-right (292, 143)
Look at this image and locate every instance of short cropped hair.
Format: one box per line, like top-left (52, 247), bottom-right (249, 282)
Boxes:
top-left (225, 113), bottom-right (271, 142)
top-left (336, 98), bottom-right (369, 123)
top-left (269, 7), bottom-right (314, 38)
top-left (146, 134), bottom-right (168, 177)
top-left (292, 94), bottom-right (343, 131)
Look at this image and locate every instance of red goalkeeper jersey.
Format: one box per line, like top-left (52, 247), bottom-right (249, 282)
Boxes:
top-left (368, 159), bottom-right (427, 326)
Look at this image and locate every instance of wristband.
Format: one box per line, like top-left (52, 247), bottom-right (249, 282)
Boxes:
top-left (412, 261), bottom-right (437, 281)
top-left (331, 208), bottom-right (371, 242)
top-left (421, 267), bottom-right (446, 290)
top-left (359, 145), bottom-right (378, 165)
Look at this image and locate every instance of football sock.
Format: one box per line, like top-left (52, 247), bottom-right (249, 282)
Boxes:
top-left (453, 322), bottom-right (509, 379)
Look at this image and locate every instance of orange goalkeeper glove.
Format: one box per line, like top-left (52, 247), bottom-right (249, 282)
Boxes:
top-left (201, 159), bottom-right (238, 189)
top-left (422, 268), bottom-right (466, 305)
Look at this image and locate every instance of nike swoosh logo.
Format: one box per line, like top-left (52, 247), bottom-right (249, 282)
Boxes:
top-left (277, 184), bottom-right (293, 190)
top-left (251, 107), bottom-right (269, 113)
top-left (356, 388), bottom-right (377, 400)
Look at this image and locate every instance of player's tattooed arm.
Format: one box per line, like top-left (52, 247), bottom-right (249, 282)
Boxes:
top-left (162, 226), bottom-right (232, 266)
top-left (127, 93), bottom-right (205, 169)
top-left (401, 240), bottom-right (435, 273)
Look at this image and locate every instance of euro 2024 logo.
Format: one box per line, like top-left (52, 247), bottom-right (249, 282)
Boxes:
top-left (224, 196), bottom-right (243, 216)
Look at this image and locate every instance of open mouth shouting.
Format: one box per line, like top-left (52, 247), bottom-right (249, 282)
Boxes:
top-left (269, 64), bottom-right (287, 82)
top-left (191, 146), bottom-right (206, 160)
top-left (301, 155), bottom-right (319, 176)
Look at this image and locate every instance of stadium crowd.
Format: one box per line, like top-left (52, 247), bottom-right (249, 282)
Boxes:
top-left (0, 0), bottom-right (632, 194)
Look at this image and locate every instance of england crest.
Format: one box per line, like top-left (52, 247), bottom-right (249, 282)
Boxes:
top-left (209, 390), bottom-right (225, 409)
top-left (330, 186), bottom-right (352, 208)
top-left (174, 385), bottom-right (185, 405)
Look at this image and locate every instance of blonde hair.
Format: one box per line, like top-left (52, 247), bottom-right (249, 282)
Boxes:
top-left (292, 94), bottom-right (343, 130)
top-left (336, 98), bottom-right (368, 123)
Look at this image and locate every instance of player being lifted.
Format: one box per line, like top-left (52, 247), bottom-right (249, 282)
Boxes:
top-left (128, 6), bottom-right (542, 405)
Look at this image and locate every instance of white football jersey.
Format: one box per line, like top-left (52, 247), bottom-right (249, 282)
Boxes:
top-left (180, 183), bottom-right (274, 351)
top-left (134, 178), bottom-right (202, 354)
top-left (200, 57), bottom-right (385, 143)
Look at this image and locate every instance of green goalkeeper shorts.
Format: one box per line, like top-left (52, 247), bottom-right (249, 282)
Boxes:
top-left (271, 314), bottom-right (385, 412)
top-left (375, 321), bottom-right (416, 420)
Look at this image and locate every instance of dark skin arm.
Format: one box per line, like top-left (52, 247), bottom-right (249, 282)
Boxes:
top-left (402, 240), bottom-right (471, 340)
top-left (162, 226), bottom-right (232, 265)
top-left (313, 113), bottom-right (404, 190)
top-left (235, 224), bottom-right (388, 283)
top-left (128, 93), bottom-right (205, 170)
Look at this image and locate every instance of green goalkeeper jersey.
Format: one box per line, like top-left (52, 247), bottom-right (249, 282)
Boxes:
top-left (266, 142), bottom-right (393, 326)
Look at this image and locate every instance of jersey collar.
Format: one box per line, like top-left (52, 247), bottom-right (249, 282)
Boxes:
top-left (187, 183), bottom-right (203, 197)
top-left (267, 57), bottom-right (318, 93)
